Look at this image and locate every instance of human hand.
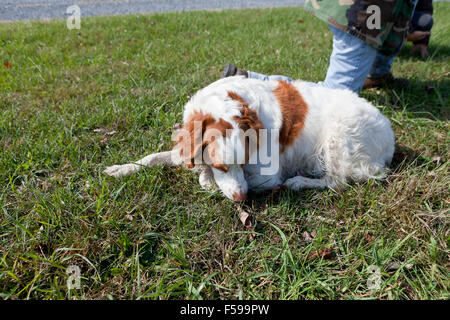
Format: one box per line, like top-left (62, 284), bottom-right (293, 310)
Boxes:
top-left (407, 31), bottom-right (430, 42)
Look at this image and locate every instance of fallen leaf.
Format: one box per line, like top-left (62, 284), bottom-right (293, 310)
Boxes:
top-left (3, 62), bottom-right (12, 69)
top-left (298, 19), bottom-right (304, 24)
top-left (237, 207), bottom-right (256, 240)
top-left (307, 246), bottom-right (333, 260)
top-left (238, 208), bottom-right (252, 229)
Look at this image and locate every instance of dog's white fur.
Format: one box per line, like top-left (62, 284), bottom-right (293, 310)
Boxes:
top-left (104, 76), bottom-right (395, 201)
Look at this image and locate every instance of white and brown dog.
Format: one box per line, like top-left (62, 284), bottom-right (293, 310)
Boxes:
top-left (104, 76), bottom-right (395, 202)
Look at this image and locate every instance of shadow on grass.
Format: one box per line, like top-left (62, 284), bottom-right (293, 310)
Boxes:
top-left (242, 142), bottom-right (442, 232)
top-left (390, 144), bottom-right (427, 172)
top-left (363, 79), bottom-right (449, 121)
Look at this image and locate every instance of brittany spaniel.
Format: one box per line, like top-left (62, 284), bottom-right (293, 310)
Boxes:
top-left (104, 76), bottom-right (395, 201)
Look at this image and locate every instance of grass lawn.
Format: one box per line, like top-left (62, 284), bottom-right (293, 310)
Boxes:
top-left (0, 4), bottom-right (449, 300)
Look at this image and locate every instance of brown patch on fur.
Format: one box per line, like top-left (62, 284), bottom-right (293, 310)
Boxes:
top-left (174, 110), bottom-right (232, 169)
top-left (273, 81), bottom-right (308, 152)
top-left (228, 91), bottom-right (264, 163)
top-left (227, 91), bottom-right (248, 106)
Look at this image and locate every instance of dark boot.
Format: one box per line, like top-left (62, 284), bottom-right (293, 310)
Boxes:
top-left (363, 73), bottom-right (410, 90)
top-left (221, 63), bottom-right (248, 79)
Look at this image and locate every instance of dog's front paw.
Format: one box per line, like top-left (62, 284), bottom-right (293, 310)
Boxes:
top-left (199, 168), bottom-right (217, 191)
top-left (103, 164), bottom-right (136, 178)
top-left (282, 177), bottom-right (297, 189)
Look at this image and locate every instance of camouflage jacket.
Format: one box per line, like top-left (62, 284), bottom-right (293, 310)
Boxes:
top-left (305, 0), bottom-right (415, 56)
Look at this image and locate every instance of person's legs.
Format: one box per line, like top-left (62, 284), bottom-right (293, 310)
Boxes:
top-left (320, 25), bottom-right (378, 92)
top-left (364, 0), bottom-right (420, 87)
top-left (362, 52), bottom-right (410, 89)
top-left (221, 63), bottom-right (294, 83)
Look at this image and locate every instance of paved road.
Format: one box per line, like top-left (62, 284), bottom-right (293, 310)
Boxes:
top-left (0, 0), bottom-right (306, 21)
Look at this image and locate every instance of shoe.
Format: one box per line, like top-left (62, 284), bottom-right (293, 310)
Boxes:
top-left (221, 63), bottom-right (248, 78)
top-left (362, 73), bottom-right (410, 90)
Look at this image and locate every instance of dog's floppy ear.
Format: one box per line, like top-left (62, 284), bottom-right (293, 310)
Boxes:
top-left (174, 111), bottom-right (232, 170)
top-left (175, 111), bottom-right (215, 169)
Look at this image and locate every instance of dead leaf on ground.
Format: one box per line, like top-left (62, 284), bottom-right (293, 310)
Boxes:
top-left (238, 207), bottom-right (252, 229)
top-left (237, 207), bottom-right (256, 240)
top-left (307, 246), bottom-right (334, 260)
top-left (3, 62), bottom-right (12, 69)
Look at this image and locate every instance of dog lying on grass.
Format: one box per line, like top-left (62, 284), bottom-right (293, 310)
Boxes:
top-left (104, 76), bottom-right (395, 202)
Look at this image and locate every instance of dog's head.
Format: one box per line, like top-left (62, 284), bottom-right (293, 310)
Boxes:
top-left (173, 91), bottom-right (264, 201)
